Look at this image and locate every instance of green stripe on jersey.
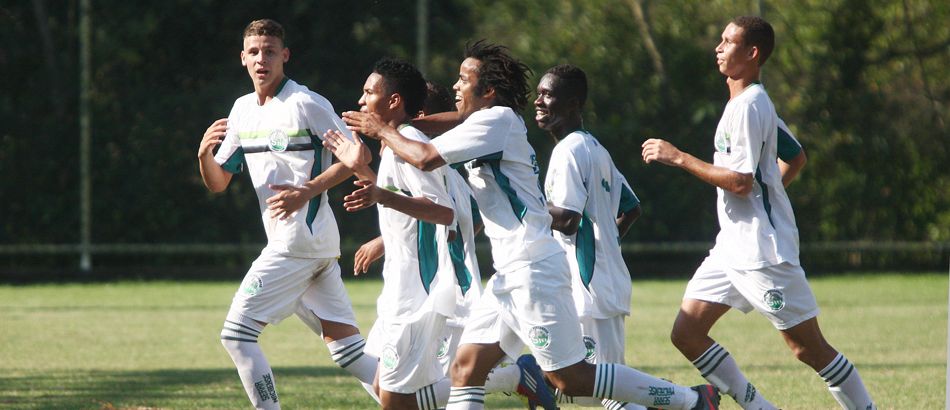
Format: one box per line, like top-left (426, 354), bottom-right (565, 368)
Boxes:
top-left (417, 221), bottom-right (439, 293)
top-left (221, 147), bottom-right (246, 173)
top-left (576, 213), bottom-right (596, 291)
top-left (237, 129), bottom-right (314, 140)
top-left (776, 126), bottom-right (802, 161)
top-left (448, 223), bottom-right (472, 295)
top-left (305, 134), bottom-right (322, 233)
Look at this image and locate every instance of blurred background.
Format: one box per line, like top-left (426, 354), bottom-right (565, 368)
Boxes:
top-left (2, 0), bottom-right (947, 280)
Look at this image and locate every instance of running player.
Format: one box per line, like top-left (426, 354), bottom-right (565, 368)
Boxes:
top-left (536, 64), bottom-right (645, 410)
top-left (641, 16), bottom-right (875, 410)
top-left (342, 40), bottom-right (720, 410)
top-left (197, 19), bottom-right (376, 409)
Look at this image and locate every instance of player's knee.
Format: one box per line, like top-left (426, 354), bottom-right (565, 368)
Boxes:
top-left (670, 325), bottom-right (692, 352)
top-left (220, 314), bottom-right (265, 345)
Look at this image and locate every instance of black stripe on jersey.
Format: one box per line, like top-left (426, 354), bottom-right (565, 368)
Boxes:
top-left (244, 143), bottom-right (314, 154)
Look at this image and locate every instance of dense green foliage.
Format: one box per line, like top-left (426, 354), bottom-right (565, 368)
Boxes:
top-left (2, 1), bottom-right (947, 266)
top-left (0, 274), bottom-right (945, 408)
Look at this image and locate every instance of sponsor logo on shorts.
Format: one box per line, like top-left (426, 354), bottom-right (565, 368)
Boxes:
top-left (268, 129), bottom-right (289, 152)
top-left (528, 326), bottom-right (551, 349)
top-left (254, 373), bottom-right (278, 403)
top-left (583, 335), bottom-right (597, 363)
top-left (381, 345), bottom-right (399, 370)
top-left (764, 289), bottom-right (785, 312)
top-left (240, 274), bottom-right (263, 296)
top-left (436, 336), bottom-right (449, 359)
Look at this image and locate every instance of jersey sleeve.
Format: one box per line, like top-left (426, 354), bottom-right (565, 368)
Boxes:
top-left (726, 102), bottom-right (765, 174)
top-left (214, 103), bottom-right (245, 174)
top-left (776, 117), bottom-right (803, 161)
top-left (544, 139), bottom-right (588, 214)
top-left (301, 98), bottom-right (350, 141)
top-left (430, 109), bottom-right (510, 167)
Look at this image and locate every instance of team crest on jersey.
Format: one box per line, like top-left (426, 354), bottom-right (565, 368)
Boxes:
top-left (583, 336), bottom-right (597, 363)
top-left (240, 274), bottom-right (263, 296)
top-left (436, 336), bottom-right (450, 359)
top-left (268, 129), bottom-right (289, 152)
top-left (715, 131), bottom-right (732, 154)
top-left (764, 289), bottom-right (785, 311)
top-left (528, 326), bottom-right (551, 349)
top-left (381, 345), bottom-right (399, 370)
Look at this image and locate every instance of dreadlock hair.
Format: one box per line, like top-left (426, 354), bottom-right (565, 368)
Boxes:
top-left (464, 40), bottom-right (532, 111)
top-left (372, 57), bottom-right (427, 118)
top-left (730, 16), bottom-right (774, 66)
top-left (544, 64), bottom-right (588, 109)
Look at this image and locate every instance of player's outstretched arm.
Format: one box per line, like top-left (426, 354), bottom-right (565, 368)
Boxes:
top-left (197, 118), bottom-right (233, 193)
top-left (343, 180), bottom-right (453, 226)
top-left (343, 111), bottom-right (446, 171)
top-left (412, 111), bottom-right (463, 136)
top-left (323, 129), bottom-right (376, 181)
top-left (641, 138), bottom-right (753, 196)
top-left (265, 162), bottom-right (353, 220)
top-left (353, 236), bottom-right (384, 276)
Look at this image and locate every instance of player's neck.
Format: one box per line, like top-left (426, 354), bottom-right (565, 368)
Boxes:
top-left (727, 76), bottom-right (760, 100)
top-left (254, 76), bottom-right (287, 106)
top-left (550, 117), bottom-right (584, 142)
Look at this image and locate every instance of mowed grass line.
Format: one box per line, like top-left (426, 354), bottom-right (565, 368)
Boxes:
top-left (0, 273), bottom-right (944, 409)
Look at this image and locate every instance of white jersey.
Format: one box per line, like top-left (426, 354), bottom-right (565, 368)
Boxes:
top-left (545, 131), bottom-right (640, 319)
top-left (444, 168), bottom-right (483, 325)
top-left (709, 84), bottom-right (799, 269)
top-left (214, 78), bottom-right (349, 258)
top-left (431, 106), bottom-right (564, 291)
top-left (375, 125), bottom-right (457, 323)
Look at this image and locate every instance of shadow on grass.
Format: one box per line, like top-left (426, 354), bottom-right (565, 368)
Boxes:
top-left (0, 366), bottom-right (365, 409)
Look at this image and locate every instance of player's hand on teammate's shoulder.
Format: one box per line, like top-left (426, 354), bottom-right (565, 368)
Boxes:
top-left (198, 118), bottom-right (228, 158)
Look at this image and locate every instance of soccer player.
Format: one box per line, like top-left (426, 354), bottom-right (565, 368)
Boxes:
top-left (196, 19), bottom-right (377, 409)
top-left (641, 16), bottom-right (875, 410)
top-left (342, 40), bottom-right (720, 410)
top-left (536, 64), bottom-right (645, 410)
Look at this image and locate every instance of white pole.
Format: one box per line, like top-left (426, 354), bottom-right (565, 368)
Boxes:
top-left (79, 0), bottom-right (92, 272)
top-left (415, 0), bottom-right (429, 76)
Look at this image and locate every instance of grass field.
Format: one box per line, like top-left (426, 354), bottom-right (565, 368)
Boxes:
top-left (0, 272), bottom-right (945, 409)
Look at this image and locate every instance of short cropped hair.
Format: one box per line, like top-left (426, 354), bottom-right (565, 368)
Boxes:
top-left (373, 58), bottom-right (427, 118)
top-left (544, 64), bottom-right (588, 108)
top-left (243, 19), bottom-right (285, 44)
top-left (731, 16), bottom-right (774, 66)
top-left (464, 40), bottom-right (532, 111)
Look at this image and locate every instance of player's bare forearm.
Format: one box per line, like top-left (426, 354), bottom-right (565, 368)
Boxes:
top-left (378, 191), bottom-right (454, 226)
top-left (780, 150), bottom-right (807, 187)
top-left (304, 162), bottom-right (353, 197)
top-left (677, 153), bottom-right (753, 196)
top-left (412, 111), bottom-right (463, 136)
top-left (548, 205), bottom-right (582, 235)
top-left (198, 154), bottom-right (232, 193)
top-left (378, 127), bottom-right (447, 171)
top-left (616, 205), bottom-right (641, 239)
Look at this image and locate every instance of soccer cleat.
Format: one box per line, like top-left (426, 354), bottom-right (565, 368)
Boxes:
top-left (515, 354), bottom-right (558, 410)
top-left (690, 384), bottom-right (721, 410)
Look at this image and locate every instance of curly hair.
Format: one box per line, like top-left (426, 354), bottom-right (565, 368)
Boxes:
top-left (731, 16), bottom-right (774, 66)
top-left (544, 64), bottom-right (588, 108)
top-left (373, 58), bottom-right (427, 118)
top-left (423, 81), bottom-right (455, 115)
top-left (464, 40), bottom-right (532, 111)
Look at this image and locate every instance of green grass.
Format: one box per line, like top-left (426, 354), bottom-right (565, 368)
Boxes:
top-left (0, 273), bottom-right (945, 409)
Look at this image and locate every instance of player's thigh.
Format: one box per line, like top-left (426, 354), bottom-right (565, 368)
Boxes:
top-left (370, 313), bottom-right (448, 394)
top-left (297, 258), bottom-right (359, 330)
top-left (579, 315), bottom-right (626, 365)
top-left (683, 256), bottom-right (752, 313)
top-left (228, 249), bottom-right (321, 324)
top-left (727, 262), bottom-right (819, 330)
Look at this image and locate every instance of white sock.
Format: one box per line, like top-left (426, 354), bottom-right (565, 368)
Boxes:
top-left (818, 353), bottom-right (876, 410)
top-left (327, 334), bottom-right (379, 403)
top-left (445, 386), bottom-right (486, 410)
top-left (593, 363), bottom-right (697, 410)
top-left (484, 362), bottom-right (520, 393)
top-left (692, 343), bottom-right (777, 409)
top-left (417, 377), bottom-right (452, 409)
top-left (220, 318), bottom-right (280, 409)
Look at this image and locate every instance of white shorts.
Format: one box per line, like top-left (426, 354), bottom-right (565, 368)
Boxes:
top-left (365, 311), bottom-right (448, 394)
top-left (227, 247), bottom-right (357, 327)
top-left (438, 322), bottom-right (464, 376)
top-left (578, 315), bottom-right (627, 365)
top-left (684, 257), bottom-right (819, 330)
top-left (459, 255), bottom-right (587, 372)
